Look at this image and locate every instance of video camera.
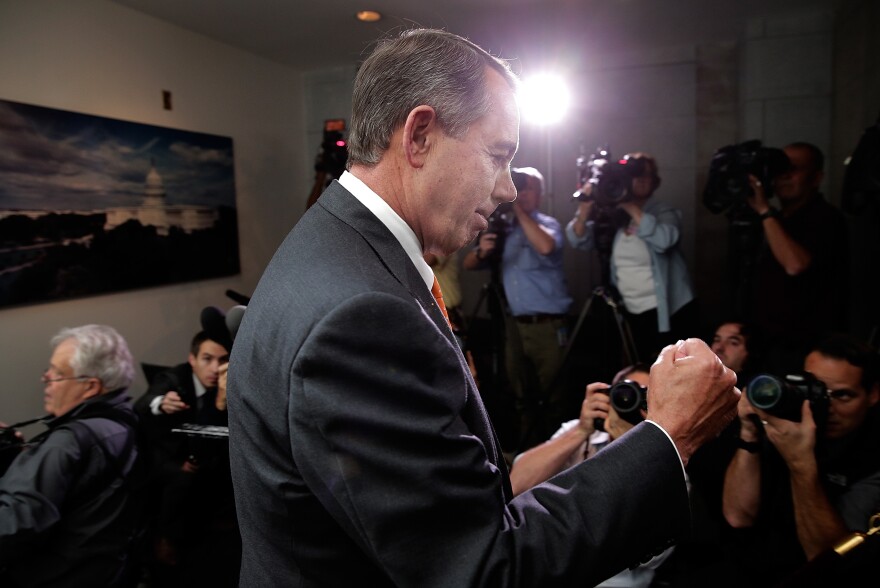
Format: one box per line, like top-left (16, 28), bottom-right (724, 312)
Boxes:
top-left (315, 118), bottom-right (348, 180)
top-left (573, 146), bottom-right (655, 208)
top-left (593, 379), bottom-right (648, 432)
top-left (703, 139), bottom-right (791, 215)
top-left (747, 371), bottom-right (829, 429)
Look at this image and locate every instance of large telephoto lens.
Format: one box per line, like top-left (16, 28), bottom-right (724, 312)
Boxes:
top-left (747, 374), bottom-right (784, 410)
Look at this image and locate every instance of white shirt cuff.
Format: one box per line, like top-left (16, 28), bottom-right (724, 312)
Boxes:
top-left (149, 395), bottom-right (164, 415)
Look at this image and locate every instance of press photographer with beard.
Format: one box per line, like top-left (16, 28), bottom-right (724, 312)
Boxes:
top-left (721, 334), bottom-right (880, 587)
top-left (566, 152), bottom-right (697, 363)
top-left (744, 142), bottom-right (848, 373)
top-left (463, 166), bottom-right (573, 445)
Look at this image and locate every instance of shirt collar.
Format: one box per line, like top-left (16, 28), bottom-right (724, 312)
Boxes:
top-left (192, 372), bottom-right (207, 398)
top-left (339, 171), bottom-right (434, 290)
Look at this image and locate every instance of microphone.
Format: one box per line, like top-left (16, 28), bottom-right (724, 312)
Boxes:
top-left (225, 305), bottom-right (246, 342)
top-left (225, 289), bottom-right (251, 305)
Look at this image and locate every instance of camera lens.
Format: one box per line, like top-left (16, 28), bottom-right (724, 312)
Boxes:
top-left (747, 375), bottom-right (784, 410)
top-left (609, 381), bottom-right (643, 413)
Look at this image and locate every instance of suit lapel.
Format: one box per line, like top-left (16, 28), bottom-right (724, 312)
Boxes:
top-left (318, 182), bottom-right (509, 491)
top-left (318, 181), bottom-right (454, 340)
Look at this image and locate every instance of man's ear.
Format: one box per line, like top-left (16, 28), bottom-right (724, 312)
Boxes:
top-left (83, 377), bottom-right (103, 400)
top-left (402, 105), bottom-right (438, 169)
top-left (188, 353), bottom-right (197, 370)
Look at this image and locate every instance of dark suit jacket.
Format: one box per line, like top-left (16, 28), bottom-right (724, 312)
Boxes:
top-left (134, 363), bottom-right (226, 477)
top-left (228, 181), bottom-right (691, 587)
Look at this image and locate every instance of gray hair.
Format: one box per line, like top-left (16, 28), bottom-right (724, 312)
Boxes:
top-left (51, 324), bottom-right (135, 392)
top-left (347, 28), bottom-right (518, 167)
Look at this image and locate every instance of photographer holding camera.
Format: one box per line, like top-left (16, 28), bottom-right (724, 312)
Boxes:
top-left (0, 325), bottom-right (140, 588)
top-left (744, 142), bottom-right (848, 373)
top-left (510, 363), bottom-right (676, 587)
top-left (721, 333), bottom-right (880, 586)
top-left (463, 166), bottom-right (572, 445)
top-left (566, 152), bottom-right (696, 363)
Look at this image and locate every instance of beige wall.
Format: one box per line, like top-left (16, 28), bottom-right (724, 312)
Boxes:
top-left (0, 0), bottom-right (308, 423)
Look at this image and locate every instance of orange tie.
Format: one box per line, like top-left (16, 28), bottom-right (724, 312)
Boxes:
top-left (431, 276), bottom-right (451, 327)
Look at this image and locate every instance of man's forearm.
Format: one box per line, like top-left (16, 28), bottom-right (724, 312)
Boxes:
top-left (517, 212), bottom-right (555, 255)
top-left (790, 463), bottom-right (849, 559)
top-left (509, 426), bottom-right (589, 496)
top-left (722, 446), bottom-right (762, 527)
top-left (762, 217), bottom-right (812, 275)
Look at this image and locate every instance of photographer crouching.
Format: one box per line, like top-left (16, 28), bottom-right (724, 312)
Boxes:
top-left (721, 333), bottom-right (880, 587)
top-left (0, 325), bottom-right (140, 588)
top-left (566, 150), bottom-right (697, 363)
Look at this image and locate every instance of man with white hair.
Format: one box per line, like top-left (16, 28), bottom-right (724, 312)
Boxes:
top-left (0, 325), bottom-right (140, 588)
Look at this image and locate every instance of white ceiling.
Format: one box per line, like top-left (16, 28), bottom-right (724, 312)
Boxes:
top-left (110, 0), bottom-right (833, 71)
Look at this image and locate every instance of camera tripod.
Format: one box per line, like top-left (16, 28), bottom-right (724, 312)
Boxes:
top-left (465, 261), bottom-right (528, 452)
top-left (515, 286), bottom-right (640, 453)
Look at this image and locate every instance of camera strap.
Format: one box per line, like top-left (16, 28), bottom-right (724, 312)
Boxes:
top-left (6, 415), bottom-right (51, 429)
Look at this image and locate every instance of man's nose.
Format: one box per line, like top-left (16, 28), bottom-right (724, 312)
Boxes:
top-left (493, 172), bottom-right (517, 203)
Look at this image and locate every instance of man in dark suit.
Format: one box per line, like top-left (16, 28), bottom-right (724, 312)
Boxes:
top-left (228, 28), bottom-right (740, 587)
top-left (135, 331), bottom-right (232, 585)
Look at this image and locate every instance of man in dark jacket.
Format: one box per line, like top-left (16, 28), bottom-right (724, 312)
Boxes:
top-left (0, 324), bottom-right (139, 588)
top-left (134, 330), bottom-right (233, 586)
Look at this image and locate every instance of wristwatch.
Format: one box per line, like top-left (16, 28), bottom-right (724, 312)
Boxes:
top-left (759, 207), bottom-right (779, 221)
top-left (735, 437), bottom-right (761, 453)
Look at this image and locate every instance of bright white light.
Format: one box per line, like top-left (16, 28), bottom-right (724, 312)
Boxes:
top-left (520, 73), bottom-right (571, 126)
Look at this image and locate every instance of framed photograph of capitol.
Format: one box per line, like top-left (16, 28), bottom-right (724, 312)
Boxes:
top-left (0, 98), bottom-right (239, 308)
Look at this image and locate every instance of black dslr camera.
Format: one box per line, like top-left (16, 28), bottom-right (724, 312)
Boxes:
top-left (703, 139), bottom-right (791, 214)
top-left (573, 146), bottom-right (653, 208)
top-left (593, 379), bottom-right (648, 432)
top-left (0, 426), bottom-right (25, 476)
top-left (747, 372), bottom-right (829, 428)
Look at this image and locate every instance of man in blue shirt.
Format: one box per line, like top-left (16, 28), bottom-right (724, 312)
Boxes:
top-left (463, 166), bottom-right (572, 447)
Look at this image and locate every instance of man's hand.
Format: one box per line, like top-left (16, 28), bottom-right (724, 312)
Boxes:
top-left (181, 456), bottom-right (200, 474)
top-left (736, 386), bottom-right (762, 442)
top-left (477, 232), bottom-right (498, 259)
top-left (605, 407), bottom-right (636, 441)
top-left (618, 201), bottom-right (643, 224)
top-left (647, 338), bottom-right (740, 465)
top-left (160, 391), bottom-right (190, 414)
top-left (757, 401), bottom-right (817, 473)
top-left (217, 363), bottom-right (229, 411)
top-left (745, 174), bottom-right (771, 215)
top-left (577, 383), bottom-right (611, 437)
top-left (0, 422), bottom-right (25, 443)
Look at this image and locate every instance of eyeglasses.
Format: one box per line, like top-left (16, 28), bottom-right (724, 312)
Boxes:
top-left (41, 372), bottom-right (92, 384)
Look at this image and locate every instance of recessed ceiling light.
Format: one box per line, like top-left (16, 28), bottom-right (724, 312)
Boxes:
top-left (356, 10), bottom-right (382, 22)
